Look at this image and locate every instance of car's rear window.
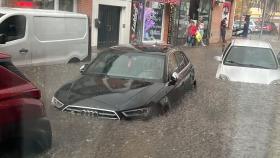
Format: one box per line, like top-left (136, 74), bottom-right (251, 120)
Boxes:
top-left (224, 46), bottom-right (278, 69)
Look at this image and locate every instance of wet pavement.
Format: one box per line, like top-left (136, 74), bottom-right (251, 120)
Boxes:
top-left (3, 36), bottom-right (280, 158)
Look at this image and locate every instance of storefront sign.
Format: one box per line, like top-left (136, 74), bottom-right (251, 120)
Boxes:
top-left (16, 1), bottom-right (34, 8)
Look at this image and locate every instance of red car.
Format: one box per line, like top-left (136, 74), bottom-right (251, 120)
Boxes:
top-left (0, 52), bottom-right (52, 152)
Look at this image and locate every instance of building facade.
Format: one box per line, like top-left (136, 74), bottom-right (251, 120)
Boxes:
top-left (210, 0), bottom-right (235, 43)
top-left (91, 0), bottom-right (131, 48)
top-left (0, 0), bottom-right (235, 47)
top-left (129, 0), bottom-right (235, 45)
top-left (0, 0), bottom-right (78, 12)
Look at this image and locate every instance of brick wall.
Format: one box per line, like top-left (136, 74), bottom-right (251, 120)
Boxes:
top-left (209, 1), bottom-right (235, 44)
top-left (1, 0), bottom-right (18, 7)
top-left (77, 0), bottom-right (92, 26)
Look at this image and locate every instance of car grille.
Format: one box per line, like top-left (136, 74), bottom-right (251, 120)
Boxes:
top-left (62, 105), bottom-right (120, 120)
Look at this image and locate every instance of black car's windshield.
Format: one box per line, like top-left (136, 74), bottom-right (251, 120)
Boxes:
top-left (224, 46), bottom-right (278, 69)
top-left (85, 50), bottom-right (165, 80)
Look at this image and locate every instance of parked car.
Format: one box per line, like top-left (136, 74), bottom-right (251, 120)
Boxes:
top-left (0, 8), bottom-right (89, 66)
top-left (52, 45), bottom-right (196, 120)
top-left (215, 39), bottom-right (280, 84)
top-left (233, 20), bottom-right (259, 33)
top-left (256, 22), bottom-right (277, 33)
top-left (0, 52), bottom-right (52, 151)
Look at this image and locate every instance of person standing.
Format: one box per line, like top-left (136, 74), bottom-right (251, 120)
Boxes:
top-left (188, 21), bottom-right (197, 47)
top-left (220, 17), bottom-right (227, 43)
top-left (184, 17), bottom-right (192, 46)
top-left (198, 18), bottom-right (206, 46)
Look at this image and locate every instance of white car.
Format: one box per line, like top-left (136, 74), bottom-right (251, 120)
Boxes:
top-left (215, 39), bottom-right (280, 84)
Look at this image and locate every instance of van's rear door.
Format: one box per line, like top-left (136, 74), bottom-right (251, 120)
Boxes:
top-left (0, 14), bottom-right (31, 66)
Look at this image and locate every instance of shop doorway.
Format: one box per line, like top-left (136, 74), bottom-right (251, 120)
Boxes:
top-left (97, 5), bottom-right (121, 48)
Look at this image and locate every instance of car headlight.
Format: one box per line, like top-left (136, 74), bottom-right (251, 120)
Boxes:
top-left (270, 80), bottom-right (280, 85)
top-left (219, 74), bottom-right (229, 81)
top-left (51, 97), bottom-right (64, 108)
top-left (122, 107), bottom-right (150, 118)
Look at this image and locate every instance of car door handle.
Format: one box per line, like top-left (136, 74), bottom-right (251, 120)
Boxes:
top-left (19, 48), bottom-right (28, 54)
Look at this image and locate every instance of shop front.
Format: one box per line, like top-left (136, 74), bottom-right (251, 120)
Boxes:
top-left (0, 0), bottom-right (77, 12)
top-left (177, 0), bottom-right (212, 45)
top-left (130, 0), bottom-right (180, 45)
top-left (130, 0), bottom-right (212, 45)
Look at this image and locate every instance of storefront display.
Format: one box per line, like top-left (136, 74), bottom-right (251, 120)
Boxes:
top-left (177, 0), bottom-right (211, 44)
top-left (178, 0), bottom-right (190, 38)
top-left (143, 1), bottom-right (164, 42)
top-left (59, 0), bottom-right (74, 12)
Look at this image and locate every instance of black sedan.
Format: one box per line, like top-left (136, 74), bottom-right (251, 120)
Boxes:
top-left (52, 45), bottom-right (196, 120)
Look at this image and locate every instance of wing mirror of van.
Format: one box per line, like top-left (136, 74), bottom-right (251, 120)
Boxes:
top-left (0, 34), bottom-right (7, 44)
top-left (80, 64), bottom-right (89, 74)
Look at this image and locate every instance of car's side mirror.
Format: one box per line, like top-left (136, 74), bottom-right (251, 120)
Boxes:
top-left (0, 34), bottom-right (7, 44)
top-left (169, 72), bottom-right (179, 85)
top-left (214, 56), bottom-right (222, 63)
top-left (80, 64), bottom-right (89, 73)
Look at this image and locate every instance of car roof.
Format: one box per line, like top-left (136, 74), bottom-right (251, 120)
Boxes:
top-left (0, 7), bottom-right (86, 18)
top-left (0, 52), bottom-right (10, 60)
top-left (111, 44), bottom-right (170, 56)
top-left (232, 39), bottom-right (272, 49)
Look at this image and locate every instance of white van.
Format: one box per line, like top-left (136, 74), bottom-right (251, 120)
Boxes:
top-left (0, 8), bottom-right (89, 66)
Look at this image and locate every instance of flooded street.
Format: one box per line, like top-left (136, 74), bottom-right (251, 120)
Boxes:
top-left (11, 40), bottom-right (280, 158)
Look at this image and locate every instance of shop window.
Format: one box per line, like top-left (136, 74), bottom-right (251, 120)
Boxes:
top-left (0, 15), bottom-right (26, 42)
top-left (59, 0), bottom-right (74, 12)
top-left (34, 0), bottom-right (54, 10)
top-left (178, 0), bottom-right (190, 38)
top-left (143, 1), bottom-right (164, 42)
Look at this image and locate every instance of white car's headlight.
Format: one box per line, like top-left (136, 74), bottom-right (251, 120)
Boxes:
top-left (270, 80), bottom-right (280, 85)
top-left (51, 97), bottom-right (64, 108)
top-left (219, 74), bottom-right (229, 81)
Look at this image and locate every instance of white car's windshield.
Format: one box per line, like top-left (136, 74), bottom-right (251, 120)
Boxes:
top-left (85, 50), bottom-right (165, 80)
top-left (224, 46), bottom-right (278, 69)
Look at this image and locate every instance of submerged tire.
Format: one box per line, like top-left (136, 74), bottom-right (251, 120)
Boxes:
top-left (68, 57), bottom-right (80, 63)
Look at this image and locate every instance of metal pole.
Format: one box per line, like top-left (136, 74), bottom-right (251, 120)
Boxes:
top-left (239, 0), bottom-right (244, 28)
top-left (260, 0), bottom-right (267, 38)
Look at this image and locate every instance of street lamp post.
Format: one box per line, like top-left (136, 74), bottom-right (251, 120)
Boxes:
top-left (260, 0), bottom-right (268, 38)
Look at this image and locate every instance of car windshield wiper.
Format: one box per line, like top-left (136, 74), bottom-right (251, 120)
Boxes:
top-left (225, 60), bottom-right (271, 69)
top-left (225, 60), bottom-right (243, 66)
top-left (243, 64), bottom-right (271, 69)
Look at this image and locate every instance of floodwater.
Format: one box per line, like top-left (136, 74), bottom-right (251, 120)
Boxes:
top-left (3, 40), bottom-right (280, 158)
